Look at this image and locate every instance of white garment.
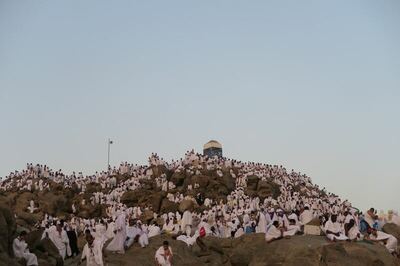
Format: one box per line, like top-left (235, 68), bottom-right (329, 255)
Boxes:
top-left (348, 225), bottom-right (362, 241)
top-left (284, 225), bottom-right (301, 237)
top-left (265, 225), bottom-right (282, 242)
top-left (94, 224), bottom-right (107, 247)
top-left (125, 225), bottom-right (139, 248)
top-left (105, 222), bottom-right (115, 239)
top-left (234, 227), bottom-right (244, 238)
top-left (324, 220), bottom-right (348, 241)
top-left (364, 211), bottom-right (376, 228)
top-left (81, 241), bottom-right (104, 266)
top-left (177, 232), bottom-right (198, 246)
top-left (370, 231), bottom-right (398, 254)
top-left (256, 212), bottom-right (270, 233)
top-left (300, 210), bottom-right (314, 225)
top-left (106, 213), bottom-right (126, 253)
top-left (13, 238), bottom-right (38, 266)
top-left (139, 233), bottom-right (149, 247)
top-left (49, 230), bottom-right (69, 259)
top-left (148, 225), bottom-right (161, 238)
top-left (155, 246), bottom-right (173, 266)
top-left (181, 211), bottom-right (193, 236)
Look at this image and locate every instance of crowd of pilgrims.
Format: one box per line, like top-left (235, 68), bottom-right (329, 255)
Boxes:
top-left (2, 151), bottom-right (399, 266)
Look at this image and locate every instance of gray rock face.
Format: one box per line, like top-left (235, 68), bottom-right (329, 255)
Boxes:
top-left (0, 204), bottom-right (16, 256)
top-left (0, 205), bottom-right (65, 266)
top-left (63, 234), bottom-right (400, 266)
top-left (383, 223), bottom-right (400, 241)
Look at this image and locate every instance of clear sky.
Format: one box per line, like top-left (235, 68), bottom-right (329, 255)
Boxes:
top-left (1, 1), bottom-right (399, 211)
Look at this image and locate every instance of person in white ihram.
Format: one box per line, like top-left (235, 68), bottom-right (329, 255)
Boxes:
top-left (13, 231), bottom-right (38, 266)
top-left (79, 234), bottom-right (103, 266)
top-left (49, 223), bottom-right (70, 260)
top-left (265, 221), bottom-right (284, 243)
top-left (106, 211), bottom-right (126, 254)
top-left (155, 241), bottom-right (173, 266)
top-left (27, 200), bottom-right (37, 214)
top-left (323, 214), bottom-right (348, 241)
top-left (366, 227), bottom-right (398, 256)
top-left (181, 209), bottom-right (193, 236)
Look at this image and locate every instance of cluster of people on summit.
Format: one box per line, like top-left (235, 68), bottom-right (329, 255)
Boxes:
top-left (2, 150), bottom-right (399, 266)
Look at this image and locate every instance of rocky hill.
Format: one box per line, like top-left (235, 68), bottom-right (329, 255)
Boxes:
top-left (0, 157), bottom-right (399, 265)
top-left (0, 164), bottom-right (283, 229)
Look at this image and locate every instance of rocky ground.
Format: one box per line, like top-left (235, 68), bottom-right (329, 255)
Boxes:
top-left (63, 234), bottom-right (399, 266)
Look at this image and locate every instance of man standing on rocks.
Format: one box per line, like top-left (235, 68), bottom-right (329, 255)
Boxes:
top-left (106, 210), bottom-right (126, 254)
top-left (79, 234), bottom-right (104, 266)
top-left (181, 209), bottom-right (193, 236)
top-left (49, 222), bottom-right (70, 260)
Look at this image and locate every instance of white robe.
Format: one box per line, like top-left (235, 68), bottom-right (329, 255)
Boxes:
top-left (177, 232), bottom-right (199, 246)
top-left (181, 211), bottom-right (193, 236)
top-left (265, 225), bottom-right (282, 242)
top-left (105, 222), bottom-right (115, 239)
top-left (13, 238), bottom-right (38, 266)
top-left (94, 224), bottom-right (107, 248)
top-left (148, 225), bottom-right (161, 238)
top-left (364, 212), bottom-right (376, 228)
top-left (348, 225), bottom-right (362, 241)
top-left (299, 210), bottom-right (314, 225)
top-left (323, 220), bottom-right (348, 241)
top-left (49, 230), bottom-right (69, 259)
top-left (284, 224), bottom-right (301, 237)
top-left (370, 231), bottom-right (398, 254)
top-left (138, 227), bottom-right (149, 247)
top-left (256, 212), bottom-right (271, 233)
top-left (234, 227), bottom-right (244, 238)
top-left (106, 214), bottom-right (126, 253)
top-left (125, 225), bottom-right (139, 248)
top-left (81, 241), bottom-right (104, 266)
top-left (155, 246), bottom-right (173, 266)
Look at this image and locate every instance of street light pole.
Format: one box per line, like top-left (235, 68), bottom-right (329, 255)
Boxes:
top-left (107, 138), bottom-right (113, 172)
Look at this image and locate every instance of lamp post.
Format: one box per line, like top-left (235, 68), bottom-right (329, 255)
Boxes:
top-left (107, 138), bottom-right (113, 172)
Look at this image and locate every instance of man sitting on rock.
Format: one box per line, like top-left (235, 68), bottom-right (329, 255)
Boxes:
top-left (265, 220), bottom-right (284, 243)
top-left (284, 218), bottom-right (302, 237)
top-left (366, 228), bottom-right (398, 256)
top-left (155, 240), bottom-right (173, 266)
top-left (361, 208), bottom-right (379, 232)
top-left (299, 205), bottom-right (314, 225)
top-left (323, 214), bottom-right (348, 242)
top-left (13, 231), bottom-right (38, 266)
top-left (345, 218), bottom-right (362, 241)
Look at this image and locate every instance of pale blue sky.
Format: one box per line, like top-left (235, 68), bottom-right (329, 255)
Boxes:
top-left (1, 1), bottom-right (399, 211)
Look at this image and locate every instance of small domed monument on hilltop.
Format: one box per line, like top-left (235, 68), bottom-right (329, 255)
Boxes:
top-left (203, 140), bottom-right (223, 158)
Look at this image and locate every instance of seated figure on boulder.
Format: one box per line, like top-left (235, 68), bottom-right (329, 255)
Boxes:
top-left (366, 227), bottom-right (398, 256)
top-left (323, 214), bottom-right (348, 241)
top-left (13, 231), bottom-right (38, 266)
top-left (265, 220), bottom-right (284, 243)
top-left (155, 241), bottom-right (173, 266)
